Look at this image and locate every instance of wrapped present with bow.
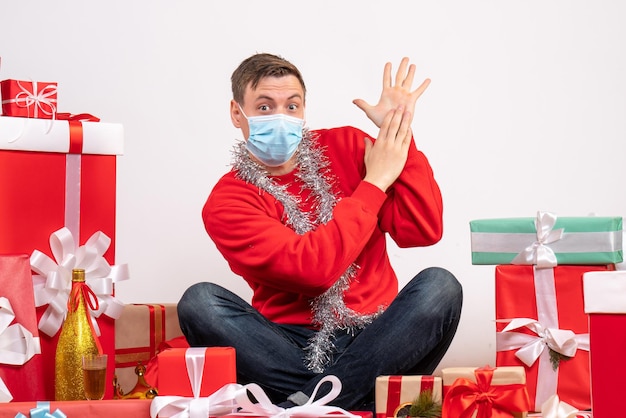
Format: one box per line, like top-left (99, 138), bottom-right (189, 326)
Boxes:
top-left (0, 111), bottom-right (125, 400)
top-left (470, 211), bottom-right (622, 266)
top-left (115, 303), bottom-right (185, 394)
top-left (583, 270), bottom-right (626, 418)
top-left (496, 264), bottom-right (613, 411)
top-left (375, 375), bottom-right (442, 418)
top-left (0, 255), bottom-right (45, 402)
top-left (1, 79), bottom-right (57, 119)
top-left (150, 354), bottom-right (360, 418)
top-left (441, 366), bottom-right (530, 418)
top-left (154, 347), bottom-right (236, 398)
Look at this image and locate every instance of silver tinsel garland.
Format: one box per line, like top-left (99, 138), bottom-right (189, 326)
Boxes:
top-left (232, 129), bottom-right (382, 372)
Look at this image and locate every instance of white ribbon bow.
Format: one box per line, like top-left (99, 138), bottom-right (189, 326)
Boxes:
top-left (150, 383), bottom-right (242, 418)
top-left (150, 348), bottom-right (358, 418)
top-left (0, 297), bottom-right (42, 403)
top-left (30, 227), bottom-right (129, 337)
top-left (2, 80), bottom-right (58, 119)
top-left (237, 375), bottom-right (358, 418)
top-left (497, 318), bottom-right (588, 367)
top-left (540, 394), bottom-right (591, 418)
top-left (512, 211), bottom-right (564, 268)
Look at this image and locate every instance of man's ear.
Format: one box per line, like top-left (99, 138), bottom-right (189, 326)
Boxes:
top-left (230, 100), bottom-right (243, 128)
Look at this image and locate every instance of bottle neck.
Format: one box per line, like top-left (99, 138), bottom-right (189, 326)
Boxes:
top-left (72, 269), bottom-right (86, 283)
top-left (67, 277), bottom-right (98, 313)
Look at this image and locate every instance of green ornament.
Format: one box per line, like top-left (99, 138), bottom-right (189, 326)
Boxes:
top-left (395, 389), bottom-right (442, 418)
top-left (549, 348), bottom-right (573, 371)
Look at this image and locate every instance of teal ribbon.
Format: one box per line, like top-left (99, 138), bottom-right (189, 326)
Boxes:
top-left (14, 401), bottom-right (67, 418)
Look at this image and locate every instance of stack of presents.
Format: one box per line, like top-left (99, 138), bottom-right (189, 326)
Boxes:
top-left (1, 75), bottom-right (625, 418)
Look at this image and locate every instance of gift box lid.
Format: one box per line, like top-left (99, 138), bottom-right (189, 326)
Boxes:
top-left (470, 213), bottom-right (623, 265)
top-left (0, 115), bottom-right (123, 155)
top-left (442, 366), bottom-right (526, 385)
top-left (583, 270), bottom-right (626, 313)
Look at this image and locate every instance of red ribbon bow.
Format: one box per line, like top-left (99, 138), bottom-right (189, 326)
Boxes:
top-left (67, 281), bottom-right (100, 313)
top-left (442, 366), bottom-right (530, 418)
top-left (55, 112), bottom-right (100, 154)
top-left (56, 112), bottom-right (100, 122)
top-left (67, 281), bottom-right (103, 353)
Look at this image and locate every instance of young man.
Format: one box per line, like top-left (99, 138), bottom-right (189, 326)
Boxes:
top-left (178, 53), bottom-right (462, 411)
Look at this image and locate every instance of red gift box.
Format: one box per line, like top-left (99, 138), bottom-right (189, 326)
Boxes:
top-left (495, 264), bottom-right (613, 412)
top-left (0, 254), bottom-right (46, 402)
top-left (583, 270), bottom-right (626, 418)
top-left (375, 375), bottom-right (442, 418)
top-left (0, 115), bottom-right (124, 400)
top-left (152, 372), bottom-right (368, 418)
top-left (1, 79), bottom-right (58, 119)
top-left (156, 347), bottom-right (236, 397)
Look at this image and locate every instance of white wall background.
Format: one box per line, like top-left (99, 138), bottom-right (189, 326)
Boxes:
top-left (2, 1), bottom-right (625, 372)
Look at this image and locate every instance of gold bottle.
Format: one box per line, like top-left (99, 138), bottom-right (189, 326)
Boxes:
top-left (55, 268), bottom-right (102, 400)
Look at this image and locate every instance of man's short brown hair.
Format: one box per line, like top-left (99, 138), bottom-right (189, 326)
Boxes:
top-left (231, 53), bottom-right (306, 104)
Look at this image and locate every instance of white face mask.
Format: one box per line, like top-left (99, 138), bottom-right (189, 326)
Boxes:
top-left (240, 107), bottom-right (305, 167)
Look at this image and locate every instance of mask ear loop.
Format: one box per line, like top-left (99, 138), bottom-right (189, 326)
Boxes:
top-left (237, 103), bottom-right (249, 120)
top-left (238, 102), bottom-right (306, 127)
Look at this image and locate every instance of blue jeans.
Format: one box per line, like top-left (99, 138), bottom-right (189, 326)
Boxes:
top-left (177, 267), bottom-right (462, 411)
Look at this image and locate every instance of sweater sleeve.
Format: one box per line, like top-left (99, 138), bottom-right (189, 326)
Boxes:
top-left (323, 126), bottom-right (444, 248)
top-left (378, 141), bottom-right (444, 247)
top-left (203, 172), bottom-right (388, 297)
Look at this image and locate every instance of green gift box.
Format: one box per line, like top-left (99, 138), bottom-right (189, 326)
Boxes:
top-left (470, 212), bottom-right (623, 266)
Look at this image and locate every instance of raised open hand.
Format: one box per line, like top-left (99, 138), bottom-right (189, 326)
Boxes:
top-left (362, 104), bottom-right (413, 192)
top-left (353, 57), bottom-right (430, 128)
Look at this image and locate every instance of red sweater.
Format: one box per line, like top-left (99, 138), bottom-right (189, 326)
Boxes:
top-left (202, 126), bottom-right (443, 326)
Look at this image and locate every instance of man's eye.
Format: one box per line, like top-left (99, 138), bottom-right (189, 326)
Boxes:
top-left (259, 105), bottom-right (269, 111)
top-left (288, 104), bottom-right (298, 111)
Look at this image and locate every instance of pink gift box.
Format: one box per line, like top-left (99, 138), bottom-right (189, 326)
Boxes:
top-left (0, 399), bottom-right (151, 417)
top-left (0, 255), bottom-right (46, 401)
